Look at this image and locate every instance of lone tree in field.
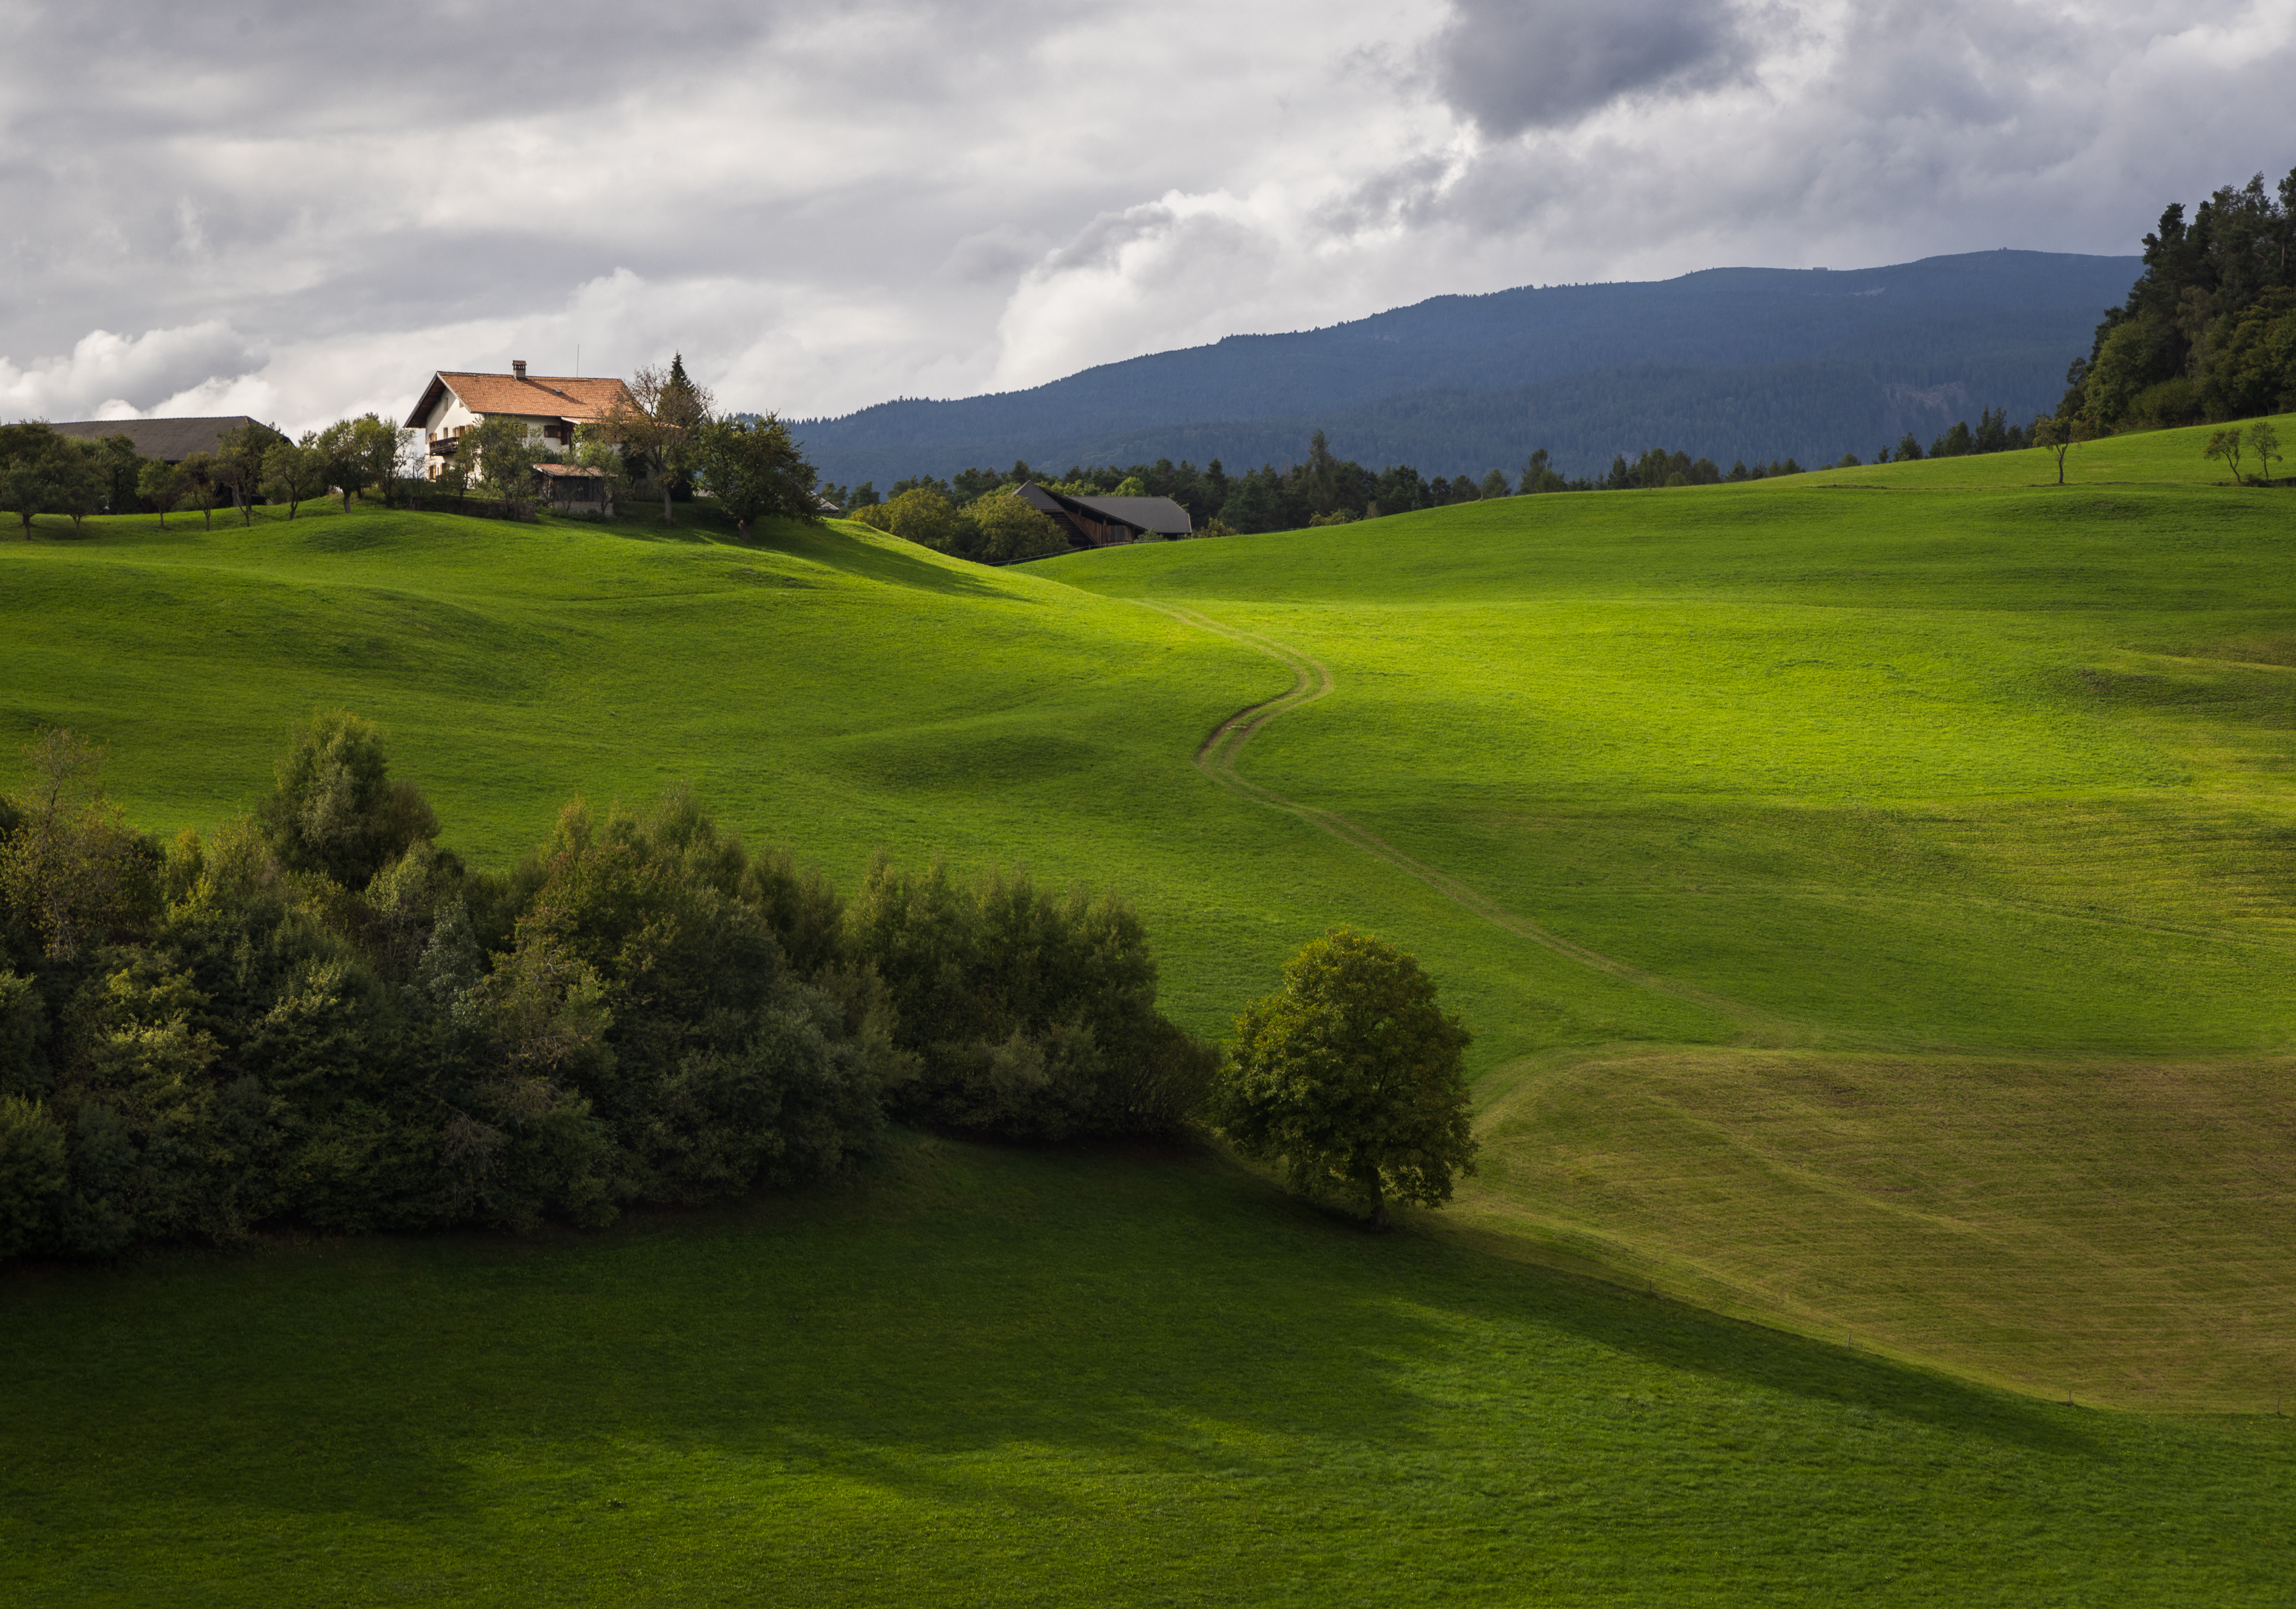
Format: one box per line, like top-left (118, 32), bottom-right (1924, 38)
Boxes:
top-left (2032, 412), bottom-right (2098, 485)
top-left (1212, 927), bottom-right (1476, 1230)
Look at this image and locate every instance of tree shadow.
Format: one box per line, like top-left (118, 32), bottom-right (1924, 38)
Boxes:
top-left (3, 1137), bottom-right (2143, 1555)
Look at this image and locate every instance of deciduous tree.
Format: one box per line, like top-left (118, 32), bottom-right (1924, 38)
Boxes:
top-left (0, 728), bottom-right (153, 959)
top-left (2247, 420), bottom-right (2282, 484)
top-left (353, 413), bottom-right (415, 508)
top-left (1212, 927), bottom-right (1475, 1230)
top-left (695, 413), bottom-right (822, 541)
top-left (0, 422), bottom-right (64, 537)
top-left (598, 355), bottom-right (714, 525)
top-left (314, 419), bottom-right (370, 512)
top-left (460, 415), bottom-right (542, 509)
top-left (2032, 413), bottom-right (2097, 485)
top-left (260, 435), bottom-right (329, 518)
top-left (2204, 425), bottom-right (2247, 484)
top-left (255, 709), bottom-right (440, 890)
top-left (94, 434), bottom-right (140, 514)
top-left (214, 422), bottom-right (278, 525)
top-left (177, 451), bottom-right (219, 529)
top-left (51, 438), bottom-right (107, 535)
top-left (874, 486), bottom-right (961, 549)
top-left (964, 489), bottom-right (1068, 561)
top-left (136, 458), bottom-right (184, 528)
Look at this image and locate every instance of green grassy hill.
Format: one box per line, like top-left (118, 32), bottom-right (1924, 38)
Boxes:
top-left (4, 420), bottom-right (2295, 1603)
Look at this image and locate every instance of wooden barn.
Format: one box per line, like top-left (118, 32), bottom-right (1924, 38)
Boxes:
top-left (1015, 482), bottom-right (1193, 547)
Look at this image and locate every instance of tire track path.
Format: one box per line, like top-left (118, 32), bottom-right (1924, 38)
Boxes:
top-left (1147, 600), bottom-right (1807, 1047)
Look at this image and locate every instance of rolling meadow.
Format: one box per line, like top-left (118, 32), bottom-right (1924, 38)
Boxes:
top-left (5, 416), bottom-right (2295, 1604)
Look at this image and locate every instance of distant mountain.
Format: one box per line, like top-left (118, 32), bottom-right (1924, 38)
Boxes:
top-left (792, 250), bottom-right (2140, 486)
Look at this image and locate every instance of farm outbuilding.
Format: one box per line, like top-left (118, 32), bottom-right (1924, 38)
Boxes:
top-left (531, 463), bottom-right (613, 516)
top-left (45, 415), bottom-right (274, 463)
top-left (1015, 482), bottom-right (1193, 546)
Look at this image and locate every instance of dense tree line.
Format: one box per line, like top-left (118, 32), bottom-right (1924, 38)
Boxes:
top-left (830, 430), bottom-right (1825, 541)
top-left (829, 432), bottom-right (1521, 537)
top-left (2064, 167), bottom-right (2296, 433)
top-left (0, 717), bottom-right (1210, 1262)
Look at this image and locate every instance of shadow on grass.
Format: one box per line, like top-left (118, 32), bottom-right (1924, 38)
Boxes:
top-left (751, 521), bottom-right (1027, 600)
top-left (0, 1137), bottom-right (2121, 1540)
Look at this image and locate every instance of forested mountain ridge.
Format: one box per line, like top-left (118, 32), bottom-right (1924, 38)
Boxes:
top-left (794, 249), bottom-right (2140, 484)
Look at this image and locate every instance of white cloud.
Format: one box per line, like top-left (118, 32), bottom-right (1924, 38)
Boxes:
top-left (0, 322), bottom-right (262, 422)
top-left (0, 0), bottom-right (2289, 434)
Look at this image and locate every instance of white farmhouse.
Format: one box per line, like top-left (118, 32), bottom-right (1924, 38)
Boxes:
top-left (403, 361), bottom-right (632, 490)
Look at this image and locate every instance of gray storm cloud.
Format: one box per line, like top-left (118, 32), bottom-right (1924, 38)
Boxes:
top-left (1430, 0), bottom-right (1759, 135)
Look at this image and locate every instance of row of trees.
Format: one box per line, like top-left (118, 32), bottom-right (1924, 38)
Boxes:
top-left (0, 416), bottom-right (433, 537)
top-left (2066, 167), bottom-right (2296, 432)
top-left (0, 717), bottom-right (1480, 1255)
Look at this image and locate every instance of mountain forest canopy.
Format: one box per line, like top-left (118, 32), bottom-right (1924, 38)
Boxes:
top-left (2070, 167), bottom-right (2296, 432)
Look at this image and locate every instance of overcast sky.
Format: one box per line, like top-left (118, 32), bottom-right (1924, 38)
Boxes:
top-left (1, 0), bottom-right (2289, 433)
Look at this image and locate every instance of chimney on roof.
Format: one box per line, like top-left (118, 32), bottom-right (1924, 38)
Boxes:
top-left (512, 359), bottom-right (528, 380)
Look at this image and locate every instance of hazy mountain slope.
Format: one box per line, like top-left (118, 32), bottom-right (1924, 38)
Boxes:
top-left (795, 249), bottom-right (2139, 484)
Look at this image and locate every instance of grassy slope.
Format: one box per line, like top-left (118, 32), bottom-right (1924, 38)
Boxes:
top-left (3, 421), bottom-right (2295, 1601)
top-left (1040, 418), bottom-right (2296, 1410)
top-left (5, 1137), bottom-right (2293, 1609)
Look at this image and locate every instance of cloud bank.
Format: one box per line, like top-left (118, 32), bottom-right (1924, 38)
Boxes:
top-left (0, 0), bottom-right (2288, 433)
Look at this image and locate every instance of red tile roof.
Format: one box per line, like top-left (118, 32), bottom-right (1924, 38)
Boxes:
top-left (405, 371), bottom-right (632, 428)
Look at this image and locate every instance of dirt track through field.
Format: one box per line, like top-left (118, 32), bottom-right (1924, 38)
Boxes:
top-left (1146, 601), bottom-right (1806, 1046)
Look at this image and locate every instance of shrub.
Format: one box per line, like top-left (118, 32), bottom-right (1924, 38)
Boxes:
top-left (0, 1095), bottom-right (66, 1255)
top-left (847, 858), bottom-right (1212, 1140)
top-left (256, 710), bottom-right (441, 890)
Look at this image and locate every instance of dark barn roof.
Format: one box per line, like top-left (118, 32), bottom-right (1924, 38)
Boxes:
top-left (46, 416), bottom-right (272, 463)
top-left (1015, 482), bottom-right (1192, 543)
